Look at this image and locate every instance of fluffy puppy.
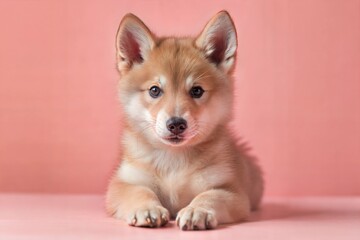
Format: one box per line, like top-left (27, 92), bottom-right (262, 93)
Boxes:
top-left (106, 10), bottom-right (264, 231)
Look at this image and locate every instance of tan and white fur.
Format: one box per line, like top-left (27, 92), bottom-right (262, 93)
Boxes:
top-left (106, 11), bottom-right (264, 230)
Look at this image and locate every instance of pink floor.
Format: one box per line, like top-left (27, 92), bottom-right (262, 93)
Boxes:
top-left (0, 194), bottom-right (359, 240)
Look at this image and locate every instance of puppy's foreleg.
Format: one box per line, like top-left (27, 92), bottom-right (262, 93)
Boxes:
top-left (176, 189), bottom-right (250, 230)
top-left (106, 178), bottom-right (170, 228)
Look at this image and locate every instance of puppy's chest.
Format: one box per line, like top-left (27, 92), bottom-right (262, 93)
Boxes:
top-left (156, 168), bottom-right (205, 215)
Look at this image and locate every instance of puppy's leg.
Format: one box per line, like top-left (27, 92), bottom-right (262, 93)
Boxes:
top-left (176, 189), bottom-right (250, 230)
top-left (106, 177), bottom-right (169, 228)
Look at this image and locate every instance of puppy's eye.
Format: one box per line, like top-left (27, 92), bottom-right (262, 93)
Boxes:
top-left (149, 86), bottom-right (162, 98)
top-left (189, 86), bottom-right (204, 98)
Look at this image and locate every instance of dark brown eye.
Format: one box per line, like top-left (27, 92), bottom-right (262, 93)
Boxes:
top-left (149, 86), bottom-right (162, 98)
top-left (190, 86), bottom-right (204, 98)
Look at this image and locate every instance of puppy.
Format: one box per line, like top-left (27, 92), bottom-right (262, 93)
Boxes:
top-left (106, 10), bottom-right (264, 230)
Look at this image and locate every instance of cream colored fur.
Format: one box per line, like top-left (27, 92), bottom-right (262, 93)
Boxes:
top-left (106, 11), bottom-right (264, 231)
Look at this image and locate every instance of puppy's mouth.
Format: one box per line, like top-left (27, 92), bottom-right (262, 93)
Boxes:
top-left (164, 135), bottom-right (185, 144)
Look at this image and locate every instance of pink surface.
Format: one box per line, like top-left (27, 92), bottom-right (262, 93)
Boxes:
top-left (0, 194), bottom-right (359, 239)
top-left (1, 0), bottom-right (360, 196)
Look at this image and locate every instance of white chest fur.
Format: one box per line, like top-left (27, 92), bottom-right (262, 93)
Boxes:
top-left (118, 140), bottom-right (235, 215)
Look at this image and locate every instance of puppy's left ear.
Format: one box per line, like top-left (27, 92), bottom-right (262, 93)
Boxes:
top-left (196, 11), bottom-right (237, 74)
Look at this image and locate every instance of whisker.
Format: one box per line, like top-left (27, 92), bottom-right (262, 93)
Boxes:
top-left (192, 71), bottom-right (211, 84)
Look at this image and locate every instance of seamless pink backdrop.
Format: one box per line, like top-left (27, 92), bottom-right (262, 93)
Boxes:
top-left (0, 0), bottom-right (359, 196)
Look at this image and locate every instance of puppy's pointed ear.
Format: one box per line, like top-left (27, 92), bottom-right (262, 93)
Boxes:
top-left (196, 11), bottom-right (237, 73)
top-left (116, 13), bottom-right (155, 74)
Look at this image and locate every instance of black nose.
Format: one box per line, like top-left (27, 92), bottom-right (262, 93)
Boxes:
top-left (166, 117), bottom-right (187, 135)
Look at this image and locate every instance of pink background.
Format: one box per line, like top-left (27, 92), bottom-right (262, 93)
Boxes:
top-left (0, 0), bottom-right (359, 196)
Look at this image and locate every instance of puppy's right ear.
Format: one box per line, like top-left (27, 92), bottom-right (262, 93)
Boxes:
top-left (116, 13), bottom-right (155, 74)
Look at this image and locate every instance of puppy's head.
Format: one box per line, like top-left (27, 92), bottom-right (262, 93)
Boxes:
top-left (116, 11), bottom-right (237, 147)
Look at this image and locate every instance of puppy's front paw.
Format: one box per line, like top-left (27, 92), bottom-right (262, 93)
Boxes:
top-left (126, 206), bottom-right (170, 228)
top-left (176, 206), bottom-right (218, 230)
